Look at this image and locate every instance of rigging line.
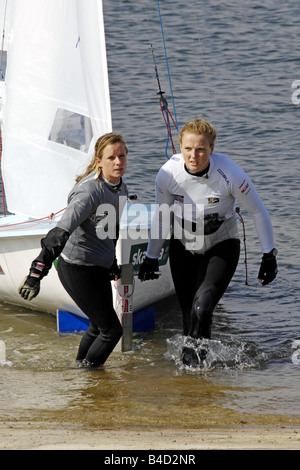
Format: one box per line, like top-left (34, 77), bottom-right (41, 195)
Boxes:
top-left (115, 279), bottom-right (135, 326)
top-left (160, 104), bottom-right (177, 155)
top-left (192, 0), bottom-right (219, 150)
top-left (236, 207), bottom-right (249, 286)
top-left (156, 0), bottom-right (178, 129)
top-left (0, 207), bottom-right (66, 230)
top-left (143, 1), bottom-right (178, 158)
top-left (143, 3), bottom-right (164, 97)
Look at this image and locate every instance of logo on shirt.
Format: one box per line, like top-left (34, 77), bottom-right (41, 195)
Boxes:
top-left (90, 211), bottom-right (108, 223)
top-left (173, 194), bottom-right (184, 203)
top-left (217, 168), bottom-right (230, 185)
top-left (207, 197), bottom-right (219, 205)
top-left (239, 179), bottom-right (251, 195)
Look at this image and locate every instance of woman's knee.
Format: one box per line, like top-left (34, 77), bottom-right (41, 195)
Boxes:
top-left (189, 290), bottom-right (215, 338)
top-left (101, 322), bottom-right (123, 344)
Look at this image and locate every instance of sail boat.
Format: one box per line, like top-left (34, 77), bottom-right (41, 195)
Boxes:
top-left (0, 0), bottom-right (174, 338)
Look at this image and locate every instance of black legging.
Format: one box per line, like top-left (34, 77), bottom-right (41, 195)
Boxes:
top-left (169, 237), bottom-right (240, 339)
top-left (57, 257), bottom-right (123, 366)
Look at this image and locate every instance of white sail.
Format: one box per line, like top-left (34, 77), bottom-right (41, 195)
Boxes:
top-left (1, 0), bottom-right (111, 218)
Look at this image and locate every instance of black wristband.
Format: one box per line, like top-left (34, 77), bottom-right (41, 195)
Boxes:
top-left (263, 248), bottom-right (278, 260)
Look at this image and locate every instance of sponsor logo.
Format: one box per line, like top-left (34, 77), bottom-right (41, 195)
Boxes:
top-left (239, 179), bottom-right (251, 195)
top-left (130, 241), bottom-right (169, 267)
top-left (208, 197), bottom-right (219, 205)
top-left (217, 168), bottom-right (230, 185)
top-left (173, 194), bottom-right (184, 203)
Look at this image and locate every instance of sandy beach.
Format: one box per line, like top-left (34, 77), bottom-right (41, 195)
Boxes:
top-left (1, 421), bottom-right (299, 450)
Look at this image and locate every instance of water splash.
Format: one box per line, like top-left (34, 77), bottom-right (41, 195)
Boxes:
top-left (292, 340), bottom-right (300, 365)
top-left (164, 334), bottom-right (266, 371)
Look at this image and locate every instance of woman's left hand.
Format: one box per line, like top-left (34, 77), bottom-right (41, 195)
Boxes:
top-left (109, 258), bottom-right (121, 280)
top-left (258, 252), bottom-right (278, 285)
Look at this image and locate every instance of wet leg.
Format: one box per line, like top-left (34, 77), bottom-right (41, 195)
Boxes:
top-left (189, 239), bottom-right (240, 340)
top-left (57, 257), bottom-right (123, 366)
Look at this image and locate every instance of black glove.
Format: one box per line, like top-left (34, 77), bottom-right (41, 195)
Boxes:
top-left (18, 227), bottom-right (69, 301)
top-left (109, 258), bottom-right (121, 280)
top-left (258, 251), bottom-right (278, 286)
top-left (18, 273), bottom-right (41, 300)
top-left (18, 262), bottom-right (47, 301)
top-left (138, 256), bottom-right (159, 280)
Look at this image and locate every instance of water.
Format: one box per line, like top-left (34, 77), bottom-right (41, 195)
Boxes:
top-left (0, 0), bottom-right (299, 434)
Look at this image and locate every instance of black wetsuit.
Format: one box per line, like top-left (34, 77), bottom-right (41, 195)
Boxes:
top-left (29, 174), bottom-right (128, 366)
top-left (57, 257), bottom-right (122, 365)
top-left (169, 236), bottom-right (240, 339)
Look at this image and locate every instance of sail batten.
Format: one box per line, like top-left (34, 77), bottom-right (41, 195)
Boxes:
top-left (1, 0), bottom-right (111, 218)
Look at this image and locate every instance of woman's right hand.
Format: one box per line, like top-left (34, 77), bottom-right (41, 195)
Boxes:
top-left (138, 256), bottom-right (160, 281)
top-left (18, 275), bottom-right (41, 301)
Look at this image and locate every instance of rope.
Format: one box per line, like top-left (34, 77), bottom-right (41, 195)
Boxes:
top-left (115, 278), bottom-right (135, 325)
top-left (156, 0), bottom-right (178, 129)
top-left (159, 95), bottom-right (177, 155)
top-left (0, 207), bottom-right (66, 231)
top-left (0, 193), bottom-right (136, 231)
top-left (192, 0), bottom-right (218, 148)
top-left (236, 207), bottom-right (249, 285)
top-left (144, 1), bottom-right (178, 159)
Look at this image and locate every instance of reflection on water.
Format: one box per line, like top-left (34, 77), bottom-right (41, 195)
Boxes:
top-left (0, 297), bottom-right (299, 431)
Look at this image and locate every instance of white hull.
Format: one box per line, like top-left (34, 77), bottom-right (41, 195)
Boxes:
top-left (0, 1), bottom-right (174, 342)
top-left (0, 206), bottom-right (174, 321)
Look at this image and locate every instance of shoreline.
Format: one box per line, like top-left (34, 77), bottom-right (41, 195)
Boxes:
top-left (1, 421), bottom-right (299, 450)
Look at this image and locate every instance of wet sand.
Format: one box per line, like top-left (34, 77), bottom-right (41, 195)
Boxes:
top-left (1, 421), bottom-right (299, 450)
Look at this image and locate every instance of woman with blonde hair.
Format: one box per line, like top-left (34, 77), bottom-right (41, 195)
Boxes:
top-left (139, 118), bottom-right (277, 366)
top-left (19, 133), bottom-right (128, 367)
